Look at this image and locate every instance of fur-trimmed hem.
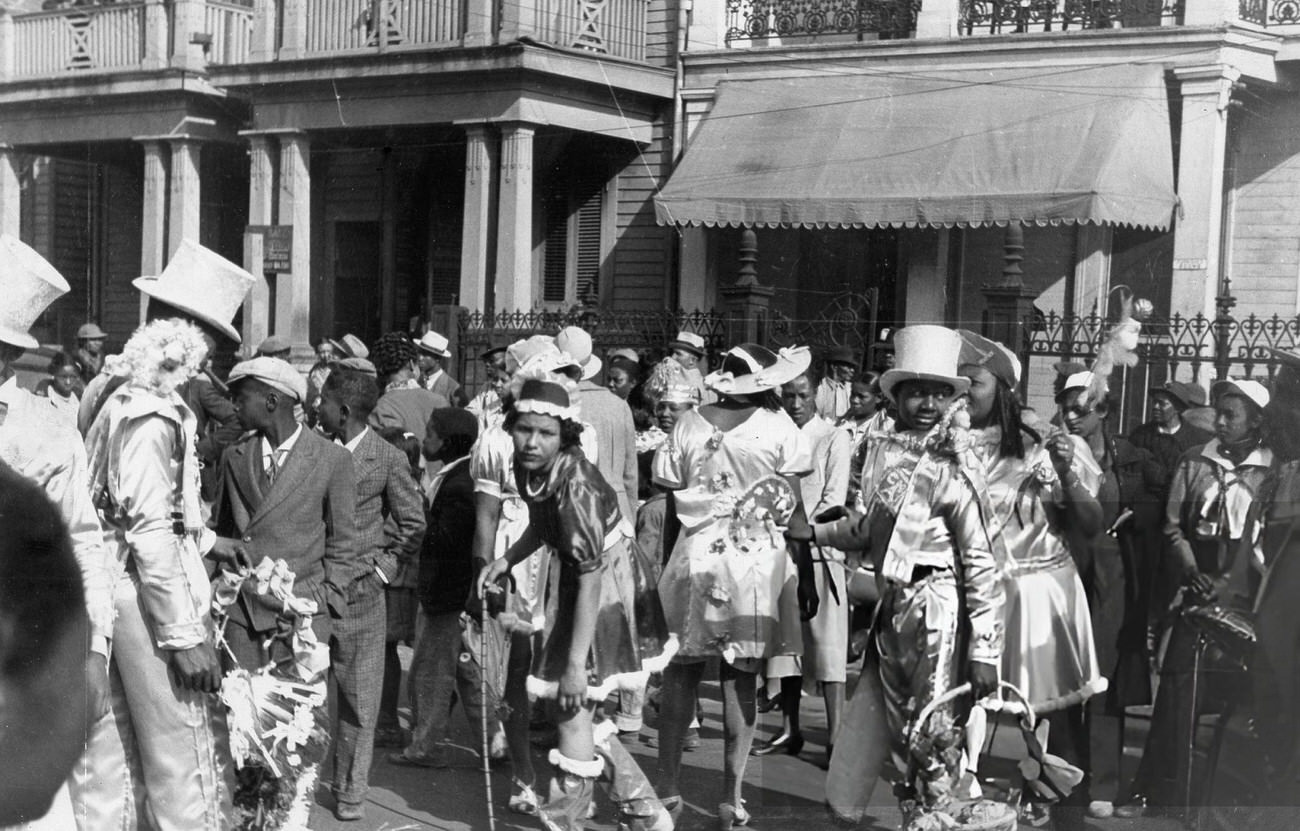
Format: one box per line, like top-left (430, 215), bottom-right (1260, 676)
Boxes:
top-left (526, 637), bottom-right (681, 701)
top-left (592, 719), bottom-right (620, 748)
top-left (546, 749), bottom-right (605, 778)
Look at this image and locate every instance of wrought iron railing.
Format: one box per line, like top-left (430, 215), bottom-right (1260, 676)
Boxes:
top-left (1024, 309), bottom-right (1300, 431)
top-left (959, 0), bottom-right (1183, 34)
top-left (456, 307), bottom-right (728, 395)
top-left (1237, 0), bottom-right (1300, 24)
top-left (725, 0), bottom-right (920, 44)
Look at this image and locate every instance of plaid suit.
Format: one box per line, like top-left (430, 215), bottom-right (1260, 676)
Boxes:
top-left (331, 428), bottom-right (426, 807)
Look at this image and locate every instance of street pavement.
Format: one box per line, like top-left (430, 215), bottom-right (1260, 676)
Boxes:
top-left (305, 655), bottom-right (1197, 831)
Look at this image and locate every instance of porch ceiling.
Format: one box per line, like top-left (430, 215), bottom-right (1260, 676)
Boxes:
top-left (656, 64), bottom-right (1178, 231)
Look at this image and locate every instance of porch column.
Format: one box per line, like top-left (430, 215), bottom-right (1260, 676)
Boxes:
top-left (278, 132), bottom-right (312, 355)
top-left (280, 0), bottom-right (306, 59)
top-left (1071, 224), bottom-right (1113, 317)
top-left (167, 138), bottom-right (202, 259)
top-left (250, 0), bottom-right (277, 61)
top-left (460, 124), bottom-right (495, 313)
top-left (140, 139), bottom-right (168, 322)
top-left (495, 123), bottom-right (535, 312)
top-left (1170, 65), bottom-right (1239, 321)
top-left (242, 134), bottom-right (275, 348)
top-left (0, 146), bottom-right (20, 237)
top-left (464, 0), bottom-right (494, 45)
top-left (0, 13), bottom-right (15, 80)
top-left (170, 0), bottom-right (205, 70)
top-left (143, 0), bottom-right (168, 68)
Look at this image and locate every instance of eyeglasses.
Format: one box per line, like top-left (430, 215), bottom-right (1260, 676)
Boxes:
top-left (1063, 405), bottom-right (1095, 418)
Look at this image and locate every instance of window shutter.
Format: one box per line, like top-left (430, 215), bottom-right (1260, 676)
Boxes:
top-left (542, 189), bottom-right (568, 304)
top-left (574, 182), bottom-right (603, 304)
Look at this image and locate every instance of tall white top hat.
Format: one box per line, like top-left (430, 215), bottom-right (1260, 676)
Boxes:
top-left (880, 324), bottom-right (971, 402)
top-left (0, 234), bottom-right (70, 349)
top-left (133, 240), bottom-right (258, 343)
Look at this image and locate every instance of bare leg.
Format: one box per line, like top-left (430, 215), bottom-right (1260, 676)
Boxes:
top-left (655, 660), bottom-right (704, 800)
top-left (720, 662), bottom-right (758, 809)
top-left (823, 680), bottom-right (844, 746)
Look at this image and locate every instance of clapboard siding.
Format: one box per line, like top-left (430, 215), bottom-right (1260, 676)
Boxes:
top-left (99, 161), bottom-right (144, 351)
top-left (610, 113), bottom-right (673, 309)
top-left (644, 0), bottom-right (676, 67)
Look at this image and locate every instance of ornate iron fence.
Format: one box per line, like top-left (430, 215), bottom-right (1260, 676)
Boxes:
top-left (724, 0), bottom-right (920, 43)
top-left (959, 0), bottom-right (1182, 34)
top-left (455, 307), bottom-right (729, 395)
top-left (1237, 0), bottom-right (1300, 24)
top-left (1023, 309), bottom-right (1300, 431)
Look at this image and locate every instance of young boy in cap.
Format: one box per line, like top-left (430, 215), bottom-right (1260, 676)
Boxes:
top-left (316, 366), bottom-right (425, 820)
top-left (73, 322), bottom-right (107, 390)
top-left (467, 344), bottom-right (509, 431)
top-left (815, 345), bottom-right (859, 421)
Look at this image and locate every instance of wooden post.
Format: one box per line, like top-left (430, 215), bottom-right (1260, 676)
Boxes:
top-left (139, 140), bottom-right (168, 323)
top-left (242, 134), bottom-right (275, 349)
top-left (170, 0), bottom-right (205, 70)
top-left (0, 146), bottom-right (20, 237)
top-left (280, 0), bottom-right (307, 59)
top-left (0, 13), bottom-right (14, 80)
top-left (278, 132), bottom-right (312, 359)
top-left (167, 139), bottom-right (202, 259)
top-left (463, 0), bottom-right (494, 45)
top-left (460, 124), bottom-right (495, 313)
top-left (250, 0), bottom-right (277, 61)
top-left (495, 123), bottom-right (534, 313)
top-left (498, 0), bottom-right (536, 42)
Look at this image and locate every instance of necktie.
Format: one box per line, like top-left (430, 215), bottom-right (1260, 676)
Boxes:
top-left (264, 451), bottom-right (280, 488)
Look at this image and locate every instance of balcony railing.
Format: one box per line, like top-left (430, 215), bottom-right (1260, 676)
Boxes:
top-left (959, 0), bottom-right (1184, 33)
top-left (1238, 0), bottom-right (1300, 24)
top-left (302, 0), bottom-right (463, 54)
top-left (725, 0), bottom-right (920, 43)
top-left (534, 0), bottom-right (648, 59)
top-left (11, 3), bottom-right (147, 78)
top-left (206, 0), bottom-right (255, 64)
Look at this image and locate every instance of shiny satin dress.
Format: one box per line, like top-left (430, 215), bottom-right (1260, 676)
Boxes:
top-left (653, 407), bottom-right (811, 664)
top-left (972, 428), bottom-right (1107, 712)
top-left (516, 448), bottom-right (670, 700)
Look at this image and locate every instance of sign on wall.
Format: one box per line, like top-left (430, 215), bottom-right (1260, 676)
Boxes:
top-left (247, 225), bottom-right (293, 273)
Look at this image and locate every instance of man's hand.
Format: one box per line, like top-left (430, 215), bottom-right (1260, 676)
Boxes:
top-left (207, 537), bottom-right (251, 571)
top-left (968, 660), bottom-right (999, 702)
top-left (476, 558), bottom-right (510, 600)
top-left (1187, 570), bottom-right (1218, 604)
top-left (1047, 434), bottom-right (1075, 477)
top-left (168, 643), bottom-right (222, 694)
top-left (85, 653), bottom-right (111, 721)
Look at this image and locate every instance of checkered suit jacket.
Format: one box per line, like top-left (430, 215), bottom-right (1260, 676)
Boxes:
top-left (350, 428), bottom-right (425, 584)
top-left (213, 427), bottom-right (358, 633)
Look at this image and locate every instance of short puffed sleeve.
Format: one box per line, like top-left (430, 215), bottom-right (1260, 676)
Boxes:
top-left (557, 472), bottom-right (614, 574)
top-left (1067, 433), bottom-right (1102, 498)
top-left (471, 428), bottom-right (512, 498)
top-left (775, 412), bottom-right (814, 477)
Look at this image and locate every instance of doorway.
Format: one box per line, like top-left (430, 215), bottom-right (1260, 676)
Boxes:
top-left (332, 220), bottom-right (382, 342)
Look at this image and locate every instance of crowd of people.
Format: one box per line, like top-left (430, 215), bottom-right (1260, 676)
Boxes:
top-left (0, 233), bottom-right (1298, 831)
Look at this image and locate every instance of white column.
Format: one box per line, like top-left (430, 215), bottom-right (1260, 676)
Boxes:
top-left (278, 133), bottom-right (312, 354)
top-left (140, 140), bottom-right (168, 322)
top-left (915, 0), bottom-right (960, 38)
top-left (0, 13), bottom-right (14, 80)
top-left (460, 125), bottom-right (495, 312)
top-left (167, 139), bottom-right (201, 260)
top-left (1170, 66), bottom-right (1238, 322)
top-left (0, 146), bottom-right (20, 237)
top-left (242, 134), bottom-right (275, 348)
top-left (250, 0), bottom-right (277, 61)
top-left (170, 0), bottom-right (206, 70)
top-left (279, 0), bottom-right (306, 59)
top-left (495, 123), bottom-right (535, 312)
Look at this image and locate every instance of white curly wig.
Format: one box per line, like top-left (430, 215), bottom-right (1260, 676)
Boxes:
top-left (114, 318), bottom-right (209, 397)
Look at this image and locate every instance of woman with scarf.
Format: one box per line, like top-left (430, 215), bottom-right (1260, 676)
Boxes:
top-left (958, 331), bottom-right (1106, 828)
top-left (478, 374), bottom-right (673, 831)
top-left (1113, 379), bottom-right (1274, 816)
top-left (652, 344), bottom-right (818, 829)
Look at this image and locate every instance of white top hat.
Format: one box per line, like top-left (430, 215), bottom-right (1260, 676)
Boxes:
top-left (0, 235), bottom-right (70, 350)
top-left (879, 325), bottom-right (972, 402)
top-left (133, 240), bottom-right (259, 343)
top-left (417, 330), bottom-right (451, 358)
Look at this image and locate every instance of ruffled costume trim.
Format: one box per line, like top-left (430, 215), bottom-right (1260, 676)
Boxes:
top-left (526, 634), bottom-right (680, 702)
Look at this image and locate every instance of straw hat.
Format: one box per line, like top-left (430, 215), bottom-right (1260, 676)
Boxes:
top-left (555, 326), bottom-right (602, 382)
top-left (879, 325), bottom-right (971, 402)
top-left (667, 331), bottom-right (706, 358)
top-left (133, 240), bottom-right (257, 343)
top-left (704, 344), bottom-right (811, 396)
top-left (76, 322), bottom-right (107, 341)
top-left (0, 234), bottom-right (70, 350)
top-left (417, 330), bottom-right (451, 358)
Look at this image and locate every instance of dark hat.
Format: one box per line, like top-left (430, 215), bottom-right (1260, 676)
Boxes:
top-left (825, 345), bottom-right (858, 367)
top-left (1150, 380), bottom-right (1207, 410)
top-left (480, 344), bottom-right (508, 362)
top-left (666, 331), bottom-right (707, 358)
top-left (257, 335), bottom-right (292, 357)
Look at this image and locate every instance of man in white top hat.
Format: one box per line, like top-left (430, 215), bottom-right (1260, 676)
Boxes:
top-left (416, 329), bottom-right (463, 404)
top-left (79, 240), bottom-right (261, 830)
top-left (0, 235), bottom-right (116, 827)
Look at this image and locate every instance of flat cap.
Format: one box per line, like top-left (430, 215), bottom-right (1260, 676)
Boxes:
top-left (77, 323), bottom-right (107, 340)
top-left (228, 356), bottom-right (308, 402)
top-left (257, 335), bottom-right (292, 356)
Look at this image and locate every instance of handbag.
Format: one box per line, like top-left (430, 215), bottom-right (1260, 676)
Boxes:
top-left (1182, 604), bottom-right (1256, 668)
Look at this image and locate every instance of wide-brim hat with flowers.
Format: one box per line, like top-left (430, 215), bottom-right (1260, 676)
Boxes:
top-left (133, 239), bottom-right (258, 343)
top-left (705, 344), bottom-right (811, 396)
top-left (880, 325), bottom-right (971, 402)
top-left (0, 234), bottom-right (70, 350)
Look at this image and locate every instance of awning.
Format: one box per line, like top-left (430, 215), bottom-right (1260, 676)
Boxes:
top-left (655, 64), bottom-right (1177, 231)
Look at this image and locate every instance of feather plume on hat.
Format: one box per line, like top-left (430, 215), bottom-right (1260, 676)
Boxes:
top-left (1081, 289), bottom-right (1147, 410)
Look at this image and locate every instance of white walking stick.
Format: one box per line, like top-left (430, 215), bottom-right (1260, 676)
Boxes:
top-left (477, 614), bottom-right (498, 831)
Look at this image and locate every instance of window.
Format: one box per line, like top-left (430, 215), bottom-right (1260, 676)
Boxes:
top-left (541, 168), bottom-right (608, 306)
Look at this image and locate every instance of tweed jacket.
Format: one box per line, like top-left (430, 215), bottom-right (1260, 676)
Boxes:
top-left (213, 427), bottom-right (359, 633)
top-left (348, 428), bottom-right (426, 585)
top-left (575, 380), bottom-right (638, 525)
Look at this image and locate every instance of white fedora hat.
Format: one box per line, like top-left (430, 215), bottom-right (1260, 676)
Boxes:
top-left (133, 240), bottom-right (258, 343)
top-left (879, 325), bottom-right (971, 402)
top-left (417, 330), bottom-right (451, 358)
top-left (0, 235), bottom-right (70, 350)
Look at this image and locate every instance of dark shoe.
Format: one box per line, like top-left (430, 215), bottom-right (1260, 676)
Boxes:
top-left (757, 692), bottom-right (781, 714)
top-left (719, 801), bottom-right (751, 830)
top-left (751, 732), bottom-right (804, 757)
top-left (373, 726), bottom-right (405, 747)
top-left (661, 795), bottom-right (684, 824)
top-left (334, 801), bottom-right (365, 821)
top-left (683, 728), bottom-right (701, 751)
top-left (1113, 795), bottom-right (1148, 818)
top-left (387, 749), bottom-right (449, 768)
